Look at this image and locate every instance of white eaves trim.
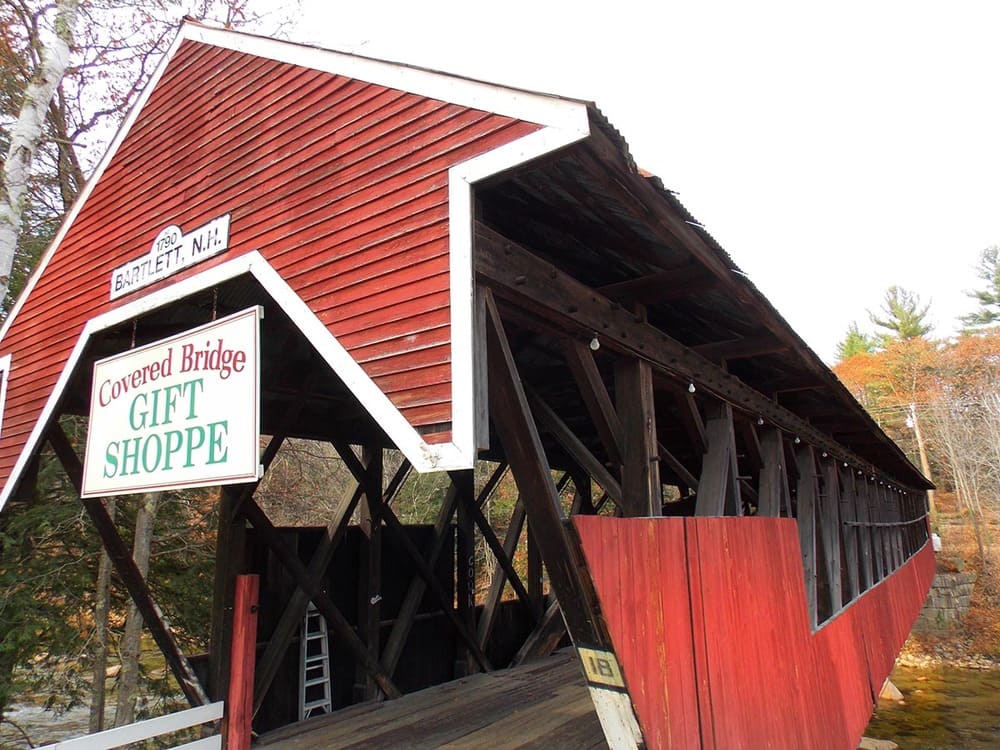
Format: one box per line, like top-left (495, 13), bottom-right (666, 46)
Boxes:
top-left (447, 126), bottom-right (589, 464)
top-left (182, 23), bottom-right (590, 132)
top-left (0, 354), bottom-right (10, 442)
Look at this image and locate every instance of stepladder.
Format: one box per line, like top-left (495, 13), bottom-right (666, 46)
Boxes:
top-left (299, 602), bottom-right (333, 719)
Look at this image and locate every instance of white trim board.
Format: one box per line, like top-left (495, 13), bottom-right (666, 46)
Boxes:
top-left (0, 354), bottom-right (11, 442)
top-left (183, 24), bottom-right (590, 131)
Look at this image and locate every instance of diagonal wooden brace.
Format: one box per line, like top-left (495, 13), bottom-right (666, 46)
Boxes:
top-left (47, 423), bottom-right (209, 708)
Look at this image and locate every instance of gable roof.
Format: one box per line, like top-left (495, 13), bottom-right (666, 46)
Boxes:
top-left (0, 22), bottom-right (930, 510)
top-left (0, 22), bottom-right (594, 508)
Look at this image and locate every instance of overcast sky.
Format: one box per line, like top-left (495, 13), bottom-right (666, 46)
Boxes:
top-left (289, 0), bottom-right (1000, 361)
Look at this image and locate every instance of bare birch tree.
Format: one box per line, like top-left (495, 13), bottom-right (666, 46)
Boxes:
top-left (0, 0), bottom-right (80, 303)
top-left (114, 492), bottom-right (159, 727)
top-left (88, 497), bottom-right (115, 733)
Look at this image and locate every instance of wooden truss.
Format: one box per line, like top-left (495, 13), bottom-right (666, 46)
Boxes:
top-left (32, 221), bottom-right (930, 745)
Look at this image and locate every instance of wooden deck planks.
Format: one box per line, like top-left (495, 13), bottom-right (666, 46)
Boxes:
top-left (256, 651), bottom-right (607, 750)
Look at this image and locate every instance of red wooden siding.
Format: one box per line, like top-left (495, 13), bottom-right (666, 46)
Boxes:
top-left (0, 39), bottom-right (541, 489)
top-left (574, 516), bottom-right (935, 750)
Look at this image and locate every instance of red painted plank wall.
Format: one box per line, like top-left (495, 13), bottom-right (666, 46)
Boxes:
top-left (574, 516), bottom-right (935, 750)
top-left (0, 40), bottom-right (539, 489)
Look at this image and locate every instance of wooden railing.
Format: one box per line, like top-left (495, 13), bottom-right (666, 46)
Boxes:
top-left (37, 574), bottom-right (260, 750)
top-left (35, 701), bottom-right (223, 750)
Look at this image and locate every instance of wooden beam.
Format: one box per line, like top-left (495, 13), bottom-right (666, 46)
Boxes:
top-left (693, 335), bottom-right (789, 363)
top-left (527, 521), bottom-right (543, 613)
top-left (379, 461), bottom-right (509, 677)
top-left (253, 477), bottom-right (364, 715)
top-left (453, 469), bottom-right (476, 677)
top-left (795, 445), bottom-right (819, 629)
top-left (580, 131), bottom-right (746, 290)
top-left (850, 467), bottom-right (874, 591)
top-left (695, 402), bottom-right (742, 517)
top-left (838, 464), bottom-right (861, 602)
top-left (484, 291), bottom-right (606, 647)
top-left (208, 486), bottom-right (246, 702)
top-left (758, 428), bottom-right (791, 518)
top-left (735, 417), bottom-right (763, 474)
top-left (449, 471), bottom-right (535, 619)
top-left (857, 475), bottom-right (881, 582)
top-left (598, 266), bottom-right (719, 305)
top-left (511, 599), bottom-right (566, 666)
top-left (237, 497), bottom-right (402, 699)
top-left (615, 357), bottom-right (661, 516)
top-left (379, 504), bottom-right (493, 673)
top-left (527, 389), bottom-right (623, 508)
top-left (477, 499), bottom-right (527, 649)
top-left (569, 469), bottom-right (596, 516)
top-left (673, 390), bottom-right (708, 455)
top-left (47, 423), bottom-right (208, 708)
top-left (209, 430), bottom-right (289, 702)
top-left (820, 457), bottom-right (844, 611)
top-left (381, 484), bottom-right (459, 676)
top-left (475, 223), bottom-right (910, 487)
top-left (330, 438), bottom-right (367, 483)
top-left (253, 452), bottom-right (410, 714)
top-left (562, 338), bottom-right (624, 464)
top-left (656, 441), bottom-right (699, 491)
top-left (355, 447), bottom-right (383, 701)
top-left (767, 375), bottom-right (826, 395)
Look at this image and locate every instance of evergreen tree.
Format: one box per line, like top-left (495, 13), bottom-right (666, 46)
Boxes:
top-left (835, 322), bottom-right (877, 361)
top-left (869, 285), bottom-right (932, 342)
top-left (960, 245), bottom-right (1000, 331)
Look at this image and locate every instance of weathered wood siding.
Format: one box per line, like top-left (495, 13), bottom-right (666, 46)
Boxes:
top-left (0, 39), bottom-right (539, 488)
top-left (574, 516), bottom-right (935, 750)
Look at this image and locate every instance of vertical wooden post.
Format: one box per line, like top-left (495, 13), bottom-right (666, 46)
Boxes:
top-left (209, 487), bottom-right (247, 702)
top-left (795, 444), bottom-right (819, 629)
top-left (454, 469), bottom-right (476, 677)
top-left (887, 485), bottom-right (903, 571)
top-left (838, 464), bottom-right (861, 602)
top-left (820, 458), bottom-right (843, 610)
top-left (865, 477), bottom-right (884, 582)
top-left (890, 492), bottom-right (907, 566)
top-left (225, 574), bottom-right (259, 750)
top-left (571, 470), bottom-right (596, 516)
top-left (852, 471), bottom-right (873, 591)
top-left (615, 357), bottom-right (661, 516)
top-left (355, 447), bottom-right (382, 702)
top-left (696, 402), bottom-right (742, 517)
top-left (876, 484), bottom-right (893, 574)
top-left (758, 428), bottom-right (789, 518)
top-left (881, 485), bottom-right (894, 571)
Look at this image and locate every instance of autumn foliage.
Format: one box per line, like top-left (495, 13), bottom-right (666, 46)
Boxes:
top-left (835, 331), bottom-right (1000, 569)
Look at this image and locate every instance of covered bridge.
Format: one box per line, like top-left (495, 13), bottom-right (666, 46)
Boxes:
top-left (0, 22), bottom-right (934, 750)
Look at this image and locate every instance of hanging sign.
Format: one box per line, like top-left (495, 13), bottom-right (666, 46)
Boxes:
top-left (81, 307), bottom-right (263, 498)
top-left (109, 214), bottom-right (230, 300)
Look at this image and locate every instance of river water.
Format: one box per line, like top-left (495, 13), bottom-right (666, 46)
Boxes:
top-left (864, 664), bottom-right (1000, 749)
